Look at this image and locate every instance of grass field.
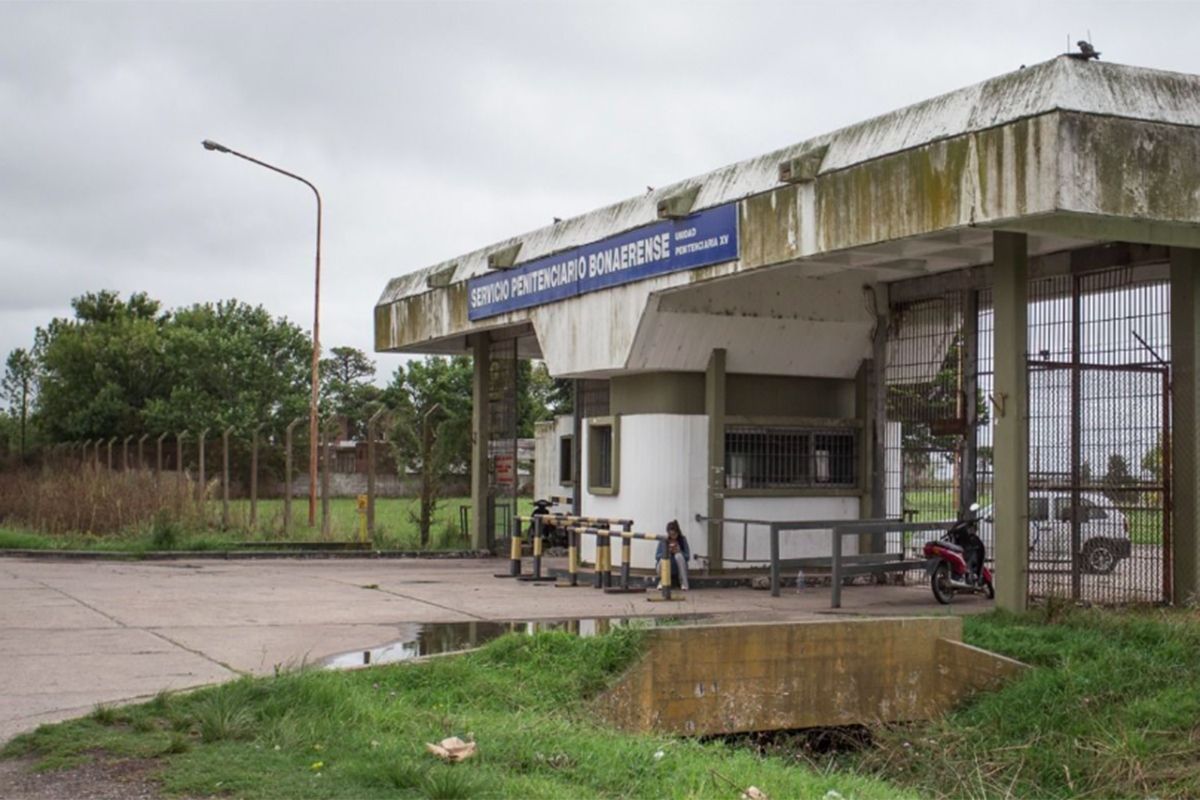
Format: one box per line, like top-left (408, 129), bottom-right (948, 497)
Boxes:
top-left (2, 629), bottom-right (908, 800)
top-left (848, 605), bottom-right (1200, 799)
top-left (0, 496), bottom-right (535, 553)
top-left (8, 608), bottom-right (1200, 798)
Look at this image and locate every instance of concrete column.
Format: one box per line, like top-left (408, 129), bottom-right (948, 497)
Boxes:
top-left (960, 288), bottom-right (980, 513)
top-left (1171, 247), bottom-right (1200, 604)
top-left (571, 379), bottom-right (582, 517)
top-left (705, 348), bottom-right (726, 571)
top-left (470, 334), bottom-right (491, 551)
top-left (857, 356), bottom-right (885, 552)
top-left (993, 232), bottom-right (1029, 612)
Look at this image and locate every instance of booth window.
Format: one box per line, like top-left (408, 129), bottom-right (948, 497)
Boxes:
top-left (558, 435), bottom-right (574, 485)
top-left (587, 417), bottom-right (619, 495)
top-left (725, 426), bottom-right (857, 489)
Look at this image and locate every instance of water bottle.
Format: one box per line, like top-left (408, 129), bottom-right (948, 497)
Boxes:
top-left (796, 569), bottom-right (805, 593)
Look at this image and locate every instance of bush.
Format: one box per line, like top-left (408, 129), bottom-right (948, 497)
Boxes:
top-left (0, 465), bottom-right (195, 536)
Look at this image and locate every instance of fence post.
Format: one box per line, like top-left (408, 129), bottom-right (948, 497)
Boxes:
top-left (196, 427), bottom-right (210, 512)
top-left (221, 426), bottom-right (233, 530)
top-left (284, 417), bottom-right (303, 538)
top-left (137, 434), bottom-right (148, 470)
top-left (250, 424), bottom-right (263, 531)
top-left (94, 438), bottom-right (101, 470)
top-left (107, 437), bottom-right (116, 470)
top-left (366, 408), bottom-right (387, 542)
top-left (156, 433), bottom-right (167, 481)
top-left (81, 439), bottom-right (90, 469)
top-left (320, 420), bottom-right (333, 537)
top-left (122, 435), bottom-right (131, 471)
top-left (176, 432), bottom-right (186, 495)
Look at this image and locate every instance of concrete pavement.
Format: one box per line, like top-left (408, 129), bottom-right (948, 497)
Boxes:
top-left (0, 555), bottom-right (990, 742)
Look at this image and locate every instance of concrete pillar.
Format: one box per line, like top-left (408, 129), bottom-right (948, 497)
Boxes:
top-left (571, 379), bottom-right (582, 517)
top-left (705, 348), bottom-right (726, 570)
top-left (960, 289), bottom-right (980, 514)
top-left (992, 232), bottom-right (1029, 612)
top-left (1171, 247), bottom-right (1200, 604)
top-left (470, 334), bottom-right (491, 551)
top-left (856, 359), bottom-right (883, 554)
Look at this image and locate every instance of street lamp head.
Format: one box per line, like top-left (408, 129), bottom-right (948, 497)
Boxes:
top-left (202, 139), bottom-right (231, 153)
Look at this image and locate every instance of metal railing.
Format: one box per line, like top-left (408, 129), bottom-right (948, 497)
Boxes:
top-left (695, 514), bottom-right (955, 604)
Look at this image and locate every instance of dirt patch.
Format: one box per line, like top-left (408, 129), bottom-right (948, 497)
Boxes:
top-left (0, 756), bottom-right (168, 800)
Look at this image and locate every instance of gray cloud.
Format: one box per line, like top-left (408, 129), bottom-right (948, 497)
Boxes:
top-left (2, 0), bottom-right (1198, 389)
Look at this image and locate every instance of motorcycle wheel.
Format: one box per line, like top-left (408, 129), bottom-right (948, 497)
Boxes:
top-left (985, 576), bottom-right (995, 599)
top-left (931, 562), bottom-right (954, 605)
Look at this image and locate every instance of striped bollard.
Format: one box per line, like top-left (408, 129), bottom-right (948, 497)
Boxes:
top-left (495, 516), bottom-right (524, 578)
top-left (603, 531), bottom-right (646, 594)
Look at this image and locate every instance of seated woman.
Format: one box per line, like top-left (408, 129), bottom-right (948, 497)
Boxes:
top-left (655, 520), bottom-right (691, 591)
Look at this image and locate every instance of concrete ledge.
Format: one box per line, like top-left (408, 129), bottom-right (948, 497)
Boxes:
top-left (596, 617), bottom-right (1027, 736)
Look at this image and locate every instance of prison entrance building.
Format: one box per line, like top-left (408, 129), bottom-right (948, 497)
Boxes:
top-left (375, 56), bottom-right (1200, 610)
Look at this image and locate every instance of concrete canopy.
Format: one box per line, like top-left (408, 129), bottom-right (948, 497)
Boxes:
top-left (375, 56), bottom-right (1200, 377)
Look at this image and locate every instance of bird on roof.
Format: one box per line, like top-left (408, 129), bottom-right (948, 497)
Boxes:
top-left (553, 217), bottom-right (562, 224)
top-left (646, 186), bottom-right (654, 194)
top-left (1071, 40), bottom-right (1101, 60)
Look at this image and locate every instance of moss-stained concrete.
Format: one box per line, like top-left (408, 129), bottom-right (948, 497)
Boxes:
top-left (596, 617), bottom-right (1027, 736)
top-left (372, 58), bottom-right (1200, 371)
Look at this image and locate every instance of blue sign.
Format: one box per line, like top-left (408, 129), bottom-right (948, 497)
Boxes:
top-left (467, 202), bottom-right (739, 321)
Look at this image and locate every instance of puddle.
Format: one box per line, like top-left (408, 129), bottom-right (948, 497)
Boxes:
top-left (321, 615), bottom-right (708, 670)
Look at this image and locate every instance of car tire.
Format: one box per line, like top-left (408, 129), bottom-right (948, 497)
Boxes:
top-left (1082, 540), bottom-right (1119, 575)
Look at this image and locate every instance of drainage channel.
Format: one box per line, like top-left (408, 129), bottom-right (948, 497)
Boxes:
top-left (321, 614), bottom-right (709, 670)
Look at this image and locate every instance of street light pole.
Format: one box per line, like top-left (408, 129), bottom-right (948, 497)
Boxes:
top-left (202, 139), bottom-right (322, 527)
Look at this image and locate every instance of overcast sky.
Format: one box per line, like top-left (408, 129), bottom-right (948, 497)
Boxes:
top-left (2, 0), bottom-right (1198, 389)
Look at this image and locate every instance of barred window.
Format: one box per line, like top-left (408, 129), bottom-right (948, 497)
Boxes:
top-left (725, 426), bottom-right (858, 489)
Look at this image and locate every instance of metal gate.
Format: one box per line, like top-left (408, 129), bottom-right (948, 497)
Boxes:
top-left (888, 262), bottom-right (1172, 604)
top-left (488, 338), bottom-right (520, 546)
top-left (1025, 267), bottom-right (1170, 604)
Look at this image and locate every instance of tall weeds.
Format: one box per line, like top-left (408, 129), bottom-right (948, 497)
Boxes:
top-left (0, 465), bottom-right (199, 536)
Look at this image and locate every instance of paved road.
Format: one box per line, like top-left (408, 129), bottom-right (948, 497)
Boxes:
top-left (0, 555), bottom-right (990, 742)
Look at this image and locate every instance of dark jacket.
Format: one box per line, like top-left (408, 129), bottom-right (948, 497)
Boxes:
top-left (656, 534), bottom-right (690, 562)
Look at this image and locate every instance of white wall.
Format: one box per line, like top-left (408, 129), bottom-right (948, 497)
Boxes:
top-left (579, 413), bottom-right (864, 570)
top-left (533, 416), bottom-right (574, 502)
top-left (581, 414), bottom-right (707, 569)
top-left (721, 496), bottom-right (861, 567)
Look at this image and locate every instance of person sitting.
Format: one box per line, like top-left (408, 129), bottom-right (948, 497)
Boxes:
top-left (655, 520), bottom-right (691, 591)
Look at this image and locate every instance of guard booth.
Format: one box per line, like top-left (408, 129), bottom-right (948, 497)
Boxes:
top-left (375, 56), bottom-right (1200, 609)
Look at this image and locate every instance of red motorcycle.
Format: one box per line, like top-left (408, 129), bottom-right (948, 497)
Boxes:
top-left (923, 503), bottom-right (995, 604)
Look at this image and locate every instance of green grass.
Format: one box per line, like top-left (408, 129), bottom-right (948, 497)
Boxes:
top-left (0, 496), bottom-right (534, 553)
top-left (847, 605), bottom-right (1200, 799)
top-left (2, 630), bottom-right (908, 799)
top-left (0, 527), bottom-right (57, 550)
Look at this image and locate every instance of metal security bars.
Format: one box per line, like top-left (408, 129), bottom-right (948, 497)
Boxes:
top-left (724, 426), bottom-right (858, 489)
top-left (885, 292), bottom-right (974, 558)
top-left (889, 252), bottom-right (1173, 606)
top-left (1022, 265), bottom-right (1171, 604)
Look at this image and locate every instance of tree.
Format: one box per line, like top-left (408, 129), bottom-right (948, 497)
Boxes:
top-left (1103, 453), bottom-right (1137, 505)
top-left (526, 362), bottom-right (572, 423)
top-left (320, 346), bottom-right (381, 438)
top-left (386, 357), bottom-right (472, 547)
top-left (1141, 433), bottom-right (1165, 485)
top-left (31, 292), bottom-right (313, 444)
top-left (2, 348), bottom-right (37, 457)
top-left (141, 300), bottom-right (312, 437)
top-left (33, 291), bottom-right (169, 440)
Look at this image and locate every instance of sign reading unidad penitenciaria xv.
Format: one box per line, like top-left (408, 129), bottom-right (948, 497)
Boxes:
top-left (466, 203), bottom-right (739, 321)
